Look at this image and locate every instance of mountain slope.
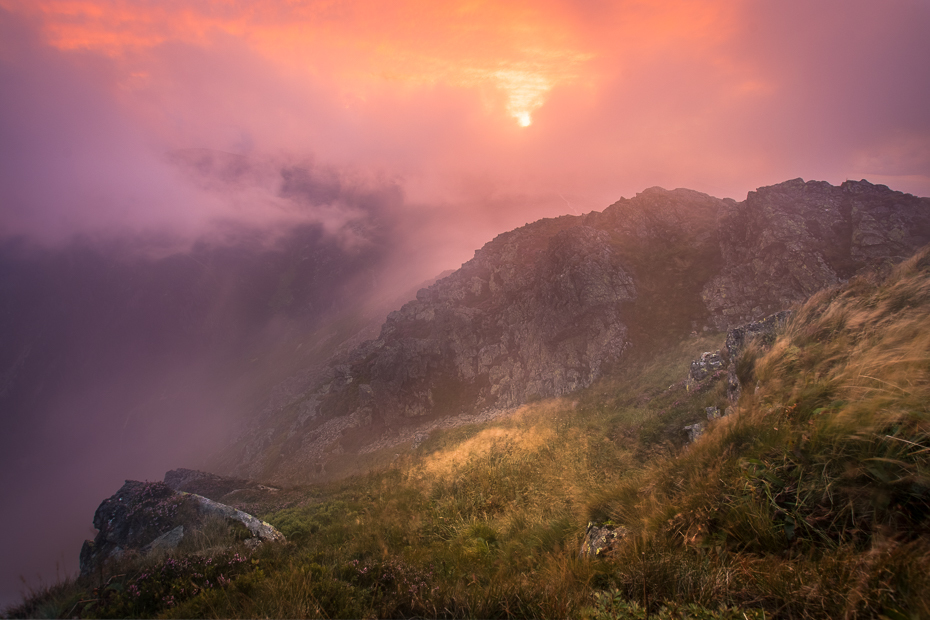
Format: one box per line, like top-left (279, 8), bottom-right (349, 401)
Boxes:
top-left (224, 178), bottom-right (930, 482)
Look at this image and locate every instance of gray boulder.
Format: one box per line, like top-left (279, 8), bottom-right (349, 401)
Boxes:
top-left (79, 480), bottom-right (284, 577)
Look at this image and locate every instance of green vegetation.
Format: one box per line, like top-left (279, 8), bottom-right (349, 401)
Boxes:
top-left (7, 250), bottom-right (930, 618)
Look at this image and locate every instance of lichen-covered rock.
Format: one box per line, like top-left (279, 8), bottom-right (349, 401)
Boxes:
top-left (724, 310), bottom-right (793, 403)
top-left (684, 422), bottom-right (706, 443)
top-left (690, 351), bottom-right (725, 382)
top-left (687, 351), bottom-right (726, 393)
top-left (581, 522), bottom-right (629, 558)
top-left (79, 480), bottom-right (284, 577)
top-left (189, 494), bottom-right (284, 543)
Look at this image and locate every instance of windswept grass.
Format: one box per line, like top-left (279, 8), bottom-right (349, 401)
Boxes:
top-left (7, 250), bottom-right (930, 618)
top-left (585, 248), bottom-right (930, 619)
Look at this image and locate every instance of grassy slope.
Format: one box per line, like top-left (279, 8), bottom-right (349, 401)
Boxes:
top-left (7, 250), bottom-right (930, 619)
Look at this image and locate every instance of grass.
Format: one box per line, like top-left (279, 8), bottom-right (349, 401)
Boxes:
top-left (6, 249), bottom-right (930, 618)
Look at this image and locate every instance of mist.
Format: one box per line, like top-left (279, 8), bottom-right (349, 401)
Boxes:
top-left (2, 0), bottom-right (930, 608)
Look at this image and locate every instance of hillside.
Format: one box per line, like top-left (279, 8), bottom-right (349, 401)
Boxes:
top-left (221, 178), bottom-right (930, 483)
top-left (9, 243), bottom-right (929, 619)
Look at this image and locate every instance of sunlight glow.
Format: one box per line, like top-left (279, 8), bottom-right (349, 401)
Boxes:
top-left (18, 0), bottom-right (594, 126)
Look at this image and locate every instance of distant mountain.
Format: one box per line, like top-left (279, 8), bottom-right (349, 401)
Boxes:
top-left (221, 179), bottom-right (930, 482)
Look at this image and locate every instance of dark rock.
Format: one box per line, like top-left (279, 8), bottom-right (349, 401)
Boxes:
top-left (725, 310), bottom-right (792, 403)
top-left (690, 351), bottom-right (725, 381)
top-left (725, 310), bottom-right (793, 361)
top-left (684, 422), bottom-right (706, 443)
top-left (143, 525), bottom-right (185, 553)
top-left (79, 480), bottom-right (284, 577)
top-left (581, 522), bottom-right (629, 558)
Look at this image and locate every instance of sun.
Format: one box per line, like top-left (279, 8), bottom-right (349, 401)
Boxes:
top-left (516, 112), bottom-right (532, 127)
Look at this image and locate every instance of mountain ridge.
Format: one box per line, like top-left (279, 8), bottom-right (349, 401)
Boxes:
top-left (222, 178), bottom-right (930, 482)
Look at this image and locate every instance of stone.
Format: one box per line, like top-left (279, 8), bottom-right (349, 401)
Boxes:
top-left (724, 310), bottom-right (793, 404)
top-left (687, 351), bottom-right (726, 391)
top-left (725, 311), bottom-right (793, 361)
top-left (79, 480), bottom-right (285, 577)
top-left (189, 494), bottom-right (284, 543)
top-left (580, 522), bottom-right (629, 558)
top-left (706, 406), bottom-right (721, 420)
top-left (690, 351), bottom-right (725, 382)
top-left (143, 525), bottom-right (185, 553)
top-left (684, 422), bottom-right (706, 443)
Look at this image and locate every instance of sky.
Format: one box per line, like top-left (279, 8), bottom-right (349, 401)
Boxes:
top-left (2, 0), bottom-right (929, 271)
top-left (2, 0), bottom-right (930, 608)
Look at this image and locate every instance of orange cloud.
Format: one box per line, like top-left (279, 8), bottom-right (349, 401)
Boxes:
top-left (4, 0), bottom-right (744, 126)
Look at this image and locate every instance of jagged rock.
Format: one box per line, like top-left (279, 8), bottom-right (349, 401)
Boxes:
top-left (687, 351), bottom-right (725, 391)
top-left (725, 310), bottom-right (793, 403)
top-left (725, 311), bottom-right (793, 361)
top-left (581, 522), bottom-right (629, 558)
top-left (703, 180), bottom-right (930, 330)
top-left (690, 351), bottom-right (725, 381)
top-left (684, 422), bottom-right (706, 443)
top-left (79, 480), bottom-right (284, 577)
top-left (706, 406), bottom-right (721, 420)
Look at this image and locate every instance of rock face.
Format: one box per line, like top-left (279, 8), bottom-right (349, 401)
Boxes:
top-left (79, 480), bottom-right (284, 577)
top-left (366, 224), bottom-right (637, 419)
top-left (702, 179), bottom-right (930, 330)
top-left (225, 179), bottom-right (930, 481)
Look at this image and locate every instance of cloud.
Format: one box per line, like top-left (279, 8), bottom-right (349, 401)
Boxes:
top-left (0, 9), bottom-right (410, 255)
top-left (4, 0), bottom-right (928, 263)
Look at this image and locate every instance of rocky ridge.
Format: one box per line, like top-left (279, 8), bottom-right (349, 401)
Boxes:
top-left (224, 179), bottom-right (930, 482)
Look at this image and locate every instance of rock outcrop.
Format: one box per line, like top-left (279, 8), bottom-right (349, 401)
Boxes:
top-left (79, 480), bottom-right (284, 577)
top-left (681, 310), bottom-right (795, 444)
top-left (687, 351), bottom-right (725, 391)
top-left (702, 179), bottom-right (930, 329)
top-left (225, 179), bottom-right (930, 482)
